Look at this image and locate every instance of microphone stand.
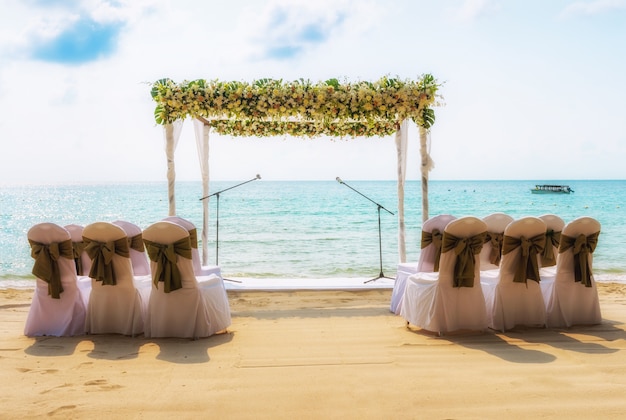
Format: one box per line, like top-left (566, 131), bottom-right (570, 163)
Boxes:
top-left (336, 177), bottom-right (395, 283)
top-left (200, 174), bottom-right (261, 273)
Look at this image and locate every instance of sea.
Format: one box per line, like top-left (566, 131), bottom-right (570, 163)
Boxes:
top-left (2, 180), bottom-right (625, 288)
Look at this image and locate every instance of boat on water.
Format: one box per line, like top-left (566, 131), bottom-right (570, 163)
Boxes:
top-left (530, 184), bottom-right (574, 194)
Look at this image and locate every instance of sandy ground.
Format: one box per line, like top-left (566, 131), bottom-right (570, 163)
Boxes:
top-left (1, 283), bottom-right (626, 419)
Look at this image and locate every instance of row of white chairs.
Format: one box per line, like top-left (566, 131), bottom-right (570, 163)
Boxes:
top-left (392, 214), bottom-right (601, 334)
top-left (24, 217), bottom-right (231, 339)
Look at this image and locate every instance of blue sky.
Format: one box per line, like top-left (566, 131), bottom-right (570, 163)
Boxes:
top-left (0, 0), bottom-right (625, 184)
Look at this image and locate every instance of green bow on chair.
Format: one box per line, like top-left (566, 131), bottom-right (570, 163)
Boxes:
top-left (84, 237), bottom-right (130, 286)
top-left (540, 229), bottom-right (562, 267)
top-left (187, 228), bottom-right (198, 249)
top-left (70, 240), bottom-right (86, 276)
top-left (143, 237), bottom-right (192, 293)
top-left (559, 232), bottom-right (599, 287)
top-left (442, 231), bottom-right (486, 287)
top-left (128, 233), bottom-right (145, 253)
top-left (484, 232), bottom-right (504, 266)
top-left (29, 239), bottom-right (74, 299)
top-left (502, 233), bottom-right (546, 285)
top-left (421, 228), bottom-right (444, 272)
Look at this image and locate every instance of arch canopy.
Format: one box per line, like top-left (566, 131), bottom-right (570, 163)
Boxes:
top-left (150, 75), bottom-right (440, 134)
top-left (150, 75), bottom-right (441, 268)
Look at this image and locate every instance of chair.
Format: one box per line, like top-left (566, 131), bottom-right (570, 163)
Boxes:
top-left (542, 217), bottom-right (602, 328)
top-left (64, 224), bottom-right (92, 277)
top-left (480, 213), bottom-right (514, 271)
top-left (112, 220), bottom-right (151, 276)
top-left (142, 221), bottom-right (232, 338)
top-left (24, 223), bottom-right (87, 336)
top-left (162, 216), bottom-right (222, 278)
top-left (538, 214), bottom-right (565, 269)
top-left (64, 224), bottom-right (93, 308)
top-left (400, 216), bottom-right (488, 335)
top-left (481, 217), bottom-right (547, 331)
top-left (83, 222), bottom-right (148, 336)
top-left (390, 214), bottom-right (456, 315)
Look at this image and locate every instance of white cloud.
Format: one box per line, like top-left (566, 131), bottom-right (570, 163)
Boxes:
top-left (560, 0), bottom-right (626, 17)
top-left (450, 0), bottom-right (500, 22)
top-left (243, 0), bottom-right (382, 60)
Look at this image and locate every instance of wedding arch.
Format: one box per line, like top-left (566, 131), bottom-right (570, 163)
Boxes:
top-left (150, 75), bottom-right (441, 266)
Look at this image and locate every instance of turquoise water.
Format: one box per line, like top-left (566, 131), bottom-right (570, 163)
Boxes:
top-left (2, 180), bottom-right (625, 286)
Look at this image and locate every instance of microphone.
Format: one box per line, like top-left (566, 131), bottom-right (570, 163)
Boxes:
top-left (256, 174), bottom-right (262, 180)
top-left (336, 177), bottom-right (343, 184)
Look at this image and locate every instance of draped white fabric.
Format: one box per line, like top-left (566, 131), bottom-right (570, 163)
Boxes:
top-left (193, 119), bottom-right (211, 266)
top-left (395, 119), bottom-right (409, 263)
top-left (419, 126), bottom-right (434, 223)
top-left (164, 120), bottom-right (184, 216)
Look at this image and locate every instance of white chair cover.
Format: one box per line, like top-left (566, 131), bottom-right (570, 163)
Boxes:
top-left (400, 216), bottom-right (488, 334)
top-left (481, 217), bottom-right (547, 331)
top-left (83, 222), bottom-right (148, 336)
top-left (24, 223), bottom-right (87, 336)
top-left (142, 221), bottom-right (231, 338)
top-left (162, 216), bottom-right (222, 278)
top-left (390, 214), bottom-right (456, 314)
top-left (64, 224), bottom-right (92, 277)
top-left (538, 214), bottom-right (565, 269)
top-left (112, 220), bottom-right (151, 276)
top-left (542, 217), bottom-right (602, 328)
top-left (64, 223), bottom-right (93, 308)
top-left (480, 213), bottom-right (514, 271)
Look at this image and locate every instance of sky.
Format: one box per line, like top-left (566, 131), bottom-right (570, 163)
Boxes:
top-left (0, 0), bottom-right (625, 184)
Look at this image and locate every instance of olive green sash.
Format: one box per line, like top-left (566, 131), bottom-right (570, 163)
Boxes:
top-left (70, 240), bottom-right (86, 276)
top-left (84, 237), bottom-right (130, 286)
top-left (502, 233), bottom-right (546, 285)
top-left (421, 228), bottom-right (443, 272)
top-left (540, 229), bottom-right (561, 267)
top-left (143, 237), bottom-right (192, 293)
top-left (484, 232), bottom-right (504, 266)
top-left (559, 231), bottom-right (599, 287)
top-left (188, 228), bottom-right (198, 249)
top-left (29, 239), bottom-right (74, 299)
top-left (442, 231), bottom-right (486, 288)
top-left (128, 233), bottom-right (145, 253)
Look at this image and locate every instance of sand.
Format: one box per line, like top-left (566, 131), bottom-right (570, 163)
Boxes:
top-left (1, 283), bottom-right (626, 419)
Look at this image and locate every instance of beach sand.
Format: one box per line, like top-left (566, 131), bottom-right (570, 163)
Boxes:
top-left (1, 283), bottom-right (626, 419)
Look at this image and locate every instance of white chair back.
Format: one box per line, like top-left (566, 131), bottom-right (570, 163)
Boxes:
top-left (482, 217), bottom-right (547, 331)
top-left (82, 222), bottom-right (145, 336)
top-left (112, 220), bottom-right (151, 276)
top-left (538, 214), bottom-right (565, 268)
top-left (64, 224), bottom-right (92, 276)
top-left (417, 214), bottom-right (456, 272)
top-left (480, 213), bottom-right (513, 270)
top-left (543, 216), bottom-right (602, 327)
top-left (24, 223), bottom-right (87, 336)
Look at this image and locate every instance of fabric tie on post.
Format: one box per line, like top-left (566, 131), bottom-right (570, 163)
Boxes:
top-left (442, 231), bottom-right (486, 287)
top-left (559, 232), bottom-right (599, 287)
top-left (187, 228), bottom-right (198, 249)
top-left (70, 240), bottom-right (86, 276)
top-left (485, 232), bottom-right (504, 266)
top-left (503, 233), bottom-right (546, 285)
top-left (128, 233), bottom-right (145, 253)
top-left (421, 228), bottom-right (443, 272)
top-left (29, 239), bottom-right (74, 299)
top-left (143, 237), bottom-right (192, 293)
top-left (540, 229), bottom-right (561, 267)
top-left (84, 237), bottom-right (130, 286)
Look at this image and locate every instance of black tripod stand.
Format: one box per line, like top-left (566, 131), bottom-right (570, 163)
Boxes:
top-left (336, 177), bottom-right (395, 283)
top-left (200, 174), bottom-right (261, 268)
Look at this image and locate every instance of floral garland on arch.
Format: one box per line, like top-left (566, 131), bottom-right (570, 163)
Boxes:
top-left (150, 75), bottom-right (441, 137)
